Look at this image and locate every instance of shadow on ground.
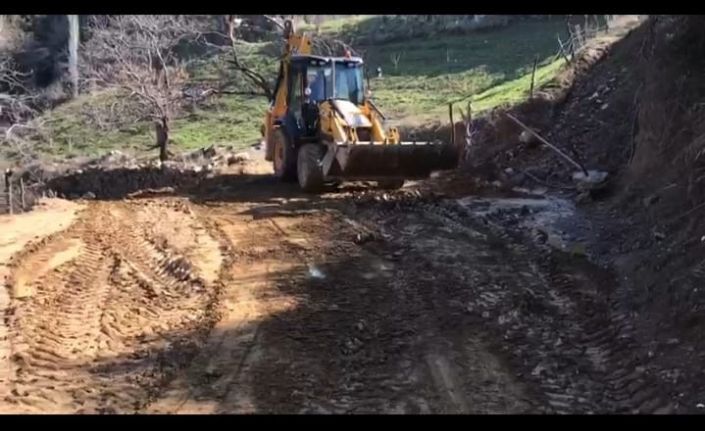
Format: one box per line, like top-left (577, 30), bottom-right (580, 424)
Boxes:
top-left (76, 192), bottom-right (537, 414)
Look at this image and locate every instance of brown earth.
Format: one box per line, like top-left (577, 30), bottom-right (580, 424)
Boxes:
top-left (0, 175), bottom-right (538, 414)
top-left (0, 158), bottom-right (679, 413)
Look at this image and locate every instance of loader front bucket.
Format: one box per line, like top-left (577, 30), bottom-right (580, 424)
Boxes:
top-left (323, 141), bottom-right (461, 180)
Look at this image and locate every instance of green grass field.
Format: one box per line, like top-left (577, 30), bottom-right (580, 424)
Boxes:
top-left (360, 18), bottom-right (567, 124)
top-left (9, 16), bottom-right (569, 161)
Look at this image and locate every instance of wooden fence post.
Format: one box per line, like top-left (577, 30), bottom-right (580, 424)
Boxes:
top-left (20, 177), bottom-right (26, 211)
top-left (4, 169), bottom-right (13, 215)
top-left (529, 54), bottom-right (539, 99)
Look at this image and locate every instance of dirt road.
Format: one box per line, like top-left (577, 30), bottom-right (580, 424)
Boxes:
top-left (0, 168), bottom-right (672, 414)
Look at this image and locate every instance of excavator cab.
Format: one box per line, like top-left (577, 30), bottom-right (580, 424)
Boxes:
top-left (261, 20), bottom-right (461, 192)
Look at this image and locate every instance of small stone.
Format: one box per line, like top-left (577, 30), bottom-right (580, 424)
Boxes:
top-left (227, 152), bottom-right (250, 165)
top-left (204, 365), bottom-right (221, 378)
top-left (643, 194), bottom-right (660, 207)
top-left (573, 170), bottom-right (608, 191)
top-left (531, 364), bottom-right (546, 377)
top-left (354, 232), bottom-right (375, 245)
top-left (519, 130), bottom-right (538, 145)
top-left (532, 229), bottom-right (548, 243)
top-left (654, 405), bottom-right (674, 415)
top-left (576, 191), bottom-right (592, 204)
top-left (355, 320), bottom-right (366, 331)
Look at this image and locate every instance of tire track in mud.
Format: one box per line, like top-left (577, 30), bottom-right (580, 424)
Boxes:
top-left (265, 204), bottom-right (530, 413)
top-left (0, 200), bottom-right (84, 405)
top-left (2, 199), bottom-right (224, 413)
top-left (358, 202), bottom-right (535, 413)
top-left (146, 203), bottom-right (303, 414)
top-left (4, 183), bottom-right (667, 413)
top-left (490, 217), bottom-right (672, 414)
top-left (147, 196), bottom-right (534, 414)
top-left (366, 197), bottom-right (672, 414)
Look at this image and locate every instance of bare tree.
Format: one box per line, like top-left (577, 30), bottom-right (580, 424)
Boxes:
top-left (82, 15), bottom-right (201, 162)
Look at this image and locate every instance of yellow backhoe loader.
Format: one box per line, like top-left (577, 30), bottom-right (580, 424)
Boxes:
top-left (261, 20), bottom-right (462, 192)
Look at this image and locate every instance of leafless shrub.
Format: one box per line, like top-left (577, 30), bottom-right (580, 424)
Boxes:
top-left (390, 52), bottom-right (402, 71)
top-left (0, 54), bottom-right (41, 160)
top-left (0, 56), bottom-right (36, 121)
top-left (309, 30), bottom-right (359, 58)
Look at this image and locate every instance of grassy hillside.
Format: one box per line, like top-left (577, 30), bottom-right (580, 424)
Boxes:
top-left (5, 16), bottom-right (569, 161)
top-left (362, 19), bottom-right (567, 124)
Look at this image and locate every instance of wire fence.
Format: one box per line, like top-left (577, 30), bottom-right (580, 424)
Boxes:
top-left (556, 15), bottom-right (622, 64)
top-left (1, 170), bottom-right (42, 215)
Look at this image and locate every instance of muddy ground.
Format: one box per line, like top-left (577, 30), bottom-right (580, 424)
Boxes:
top-left (0, 150), bottom-right (686, 414)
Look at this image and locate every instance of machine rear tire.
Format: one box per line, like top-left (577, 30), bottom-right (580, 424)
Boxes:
top-left (272, 128), bottom-right (297, 182)
top-left (377, 179), bottom-right (405, 190)
top-left (297, 144), bottom-right (325, 193)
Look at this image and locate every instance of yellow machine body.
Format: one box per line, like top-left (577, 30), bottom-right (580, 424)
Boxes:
top-left (260, 20), bottom-right (461, 191)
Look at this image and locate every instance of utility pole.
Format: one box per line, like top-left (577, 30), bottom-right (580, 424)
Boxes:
top-left (68, 15), bottom-right (79, 98)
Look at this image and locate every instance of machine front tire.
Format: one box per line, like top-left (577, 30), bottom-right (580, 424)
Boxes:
top-left (272, 128), bottom-right (297, 182)
top-left (297, 144), bottom-right (326, 193)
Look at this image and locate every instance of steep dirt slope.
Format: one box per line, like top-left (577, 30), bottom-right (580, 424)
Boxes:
top-left (449, 15), bottom-right (705, 412)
